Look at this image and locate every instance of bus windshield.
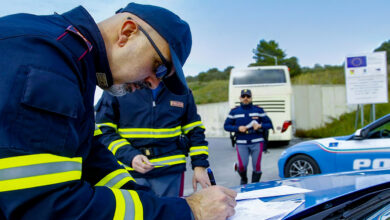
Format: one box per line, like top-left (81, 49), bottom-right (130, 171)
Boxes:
top-left (233, 69), bottom-right (286, 85)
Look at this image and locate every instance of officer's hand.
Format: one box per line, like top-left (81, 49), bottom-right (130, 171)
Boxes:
top-left (132, 155), bottom-right (154, 174)
top-left (185, 186), bottom-right (237, 220)
top-left (238, 126), bottom-right (247, 133)
top-left (192, 167), bottom-right (211, 192)
top-left (253, 123), bottom-right (262, 130)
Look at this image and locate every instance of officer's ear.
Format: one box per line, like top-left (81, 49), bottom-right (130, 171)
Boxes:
top-left (117, 19), bottom-right (138, 47)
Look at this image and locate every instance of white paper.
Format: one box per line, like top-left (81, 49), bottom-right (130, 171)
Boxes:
top-left (236, 185), bottom-right (312, 201)
top-left (228, 199), bottom-right (304, 220)
top-left (245, 120), bottom-right (259, 129)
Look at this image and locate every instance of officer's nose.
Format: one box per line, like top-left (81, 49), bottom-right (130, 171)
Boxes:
top-left (143, 75), bottom-right (161, 89)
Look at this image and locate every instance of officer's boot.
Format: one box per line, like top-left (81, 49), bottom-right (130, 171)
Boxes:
top-left (238, 170), bottom-right (248, 185)
top-left (252, 171), bottom-right (262, 183)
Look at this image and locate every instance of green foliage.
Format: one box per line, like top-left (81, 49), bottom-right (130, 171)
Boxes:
top-left (295, 100), bottom-right (390, 138)
top-left (188, 80), bottom-right (229, 104)
top-left (249, 39), bottom-right (302, 77)
top-left (374, 40), bottom-right (390, 64)
top-left (250, 40), bottom-right (285, 66)
top-left (186, 66), bottom-right (233, 83)
top-left (292, 65), bottom-right (344, 84)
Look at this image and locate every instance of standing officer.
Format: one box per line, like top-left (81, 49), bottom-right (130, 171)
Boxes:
top-left (224, 89), bottom-right (272, 185)
top-left (95, 80), bottom-right (210, 197)
top-left (0, 2), bottom-right (236, 219)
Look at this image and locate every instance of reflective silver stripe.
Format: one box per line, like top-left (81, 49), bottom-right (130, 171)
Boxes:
top-left (119, 130), bottom-right (179, 135)
top-left (109, 139), bottom-right (128, 152)
top-left (122, 190), bottom-right (135, 220)
top-left (249, 113), bottom-right (267, 117)
top-left (227, 115), bottom-right (234, 119)
top-left (251, 138), bottom-right (264, 143)
top-left (118, 127), bottom-right (182, 138)
top-left (0, 161), bottom-right (81, 180)
top-left (236, 140), bottom-right (247, 144)
top-left (232, 114), bottom-right (245, 119)
top-left (189, 149), bottom-right (208, 154)
top-left (104, 172), bottom-right (132, 188)
top-left (151, 157), bottom-right (186, 166)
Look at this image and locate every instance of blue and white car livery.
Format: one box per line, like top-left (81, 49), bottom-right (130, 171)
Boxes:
top-left (278, 114), bottom-right (390, 178)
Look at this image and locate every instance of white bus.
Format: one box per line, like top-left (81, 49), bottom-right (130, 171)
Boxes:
top-left (229, 66), bottom-right (293, 144)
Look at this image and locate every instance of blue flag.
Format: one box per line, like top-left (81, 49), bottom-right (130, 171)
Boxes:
top-left (347, 56), bottom-right (367, 68)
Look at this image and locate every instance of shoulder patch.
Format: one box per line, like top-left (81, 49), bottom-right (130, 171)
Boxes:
top-left (170, 100), bottom-right (184, 108)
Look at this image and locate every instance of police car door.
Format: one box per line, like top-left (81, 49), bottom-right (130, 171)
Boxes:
top-left (336, 119), bottom-right (390, 172)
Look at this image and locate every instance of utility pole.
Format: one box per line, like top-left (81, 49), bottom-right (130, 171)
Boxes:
top-left (259, 52), bottom-right (277, 65)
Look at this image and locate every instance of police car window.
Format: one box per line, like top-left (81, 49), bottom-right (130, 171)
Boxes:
top-left (367, 121), bottom-right (390, 139)
top-left (233, 69), bottom-right (286, 85)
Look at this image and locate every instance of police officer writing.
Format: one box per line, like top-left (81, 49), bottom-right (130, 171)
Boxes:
top-left (0, 3), bottom-right (236, 220)
top-left (95, 78), bottom-right (211, 197)
top-left (224, 89), bottom-right (272, 185)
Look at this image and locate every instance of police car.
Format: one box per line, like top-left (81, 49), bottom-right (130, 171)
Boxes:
top-left (278, 114), bottom-right (390, 178)
top-left (233, 169), bottom-right (390, 219)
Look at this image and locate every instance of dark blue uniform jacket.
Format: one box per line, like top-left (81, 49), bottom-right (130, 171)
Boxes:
top-left (0, 6), bottom-right (191, 219)
top-left (224, 103), bottom-right (272, 144)
top-left (95, 87), bottom-right (209, 178)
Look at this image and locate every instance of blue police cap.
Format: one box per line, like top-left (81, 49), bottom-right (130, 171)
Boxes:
top-left (241, 89), bottom-right (252, 97)
top-left (117, 3), bottom-right (192, 94)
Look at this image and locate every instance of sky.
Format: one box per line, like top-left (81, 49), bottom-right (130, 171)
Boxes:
top-left (2, 0), bottom-right (390, 77)
top-left (2, 0), bottom-right (390, 103)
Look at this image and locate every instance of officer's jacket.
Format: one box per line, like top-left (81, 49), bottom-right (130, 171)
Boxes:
top-left (0, 6), bottom-right (191, 219)
top-left (95, 87), bottom-right (209, 178)
top-left (224, 103), bottom-right (273, 144)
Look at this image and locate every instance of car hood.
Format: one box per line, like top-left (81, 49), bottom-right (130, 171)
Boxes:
top-left (233, 169), bottom-right (390, 218)
top-left (286, 134), bottom-right (353, 150)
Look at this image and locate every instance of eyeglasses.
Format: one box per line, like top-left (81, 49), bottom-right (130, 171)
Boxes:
top-left (241, 95), bottom-right (251, 98)
top-left (127, 17), bottom-right (172, 80)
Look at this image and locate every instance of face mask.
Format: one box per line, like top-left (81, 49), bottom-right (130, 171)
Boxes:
top-left (106, 84), bottom-right (127, 97)
top-left (105, 81), bottom-right (150, 97)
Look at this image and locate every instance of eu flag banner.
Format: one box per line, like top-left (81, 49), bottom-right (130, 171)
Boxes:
top-left (347, 56), bottom-right (367, 68)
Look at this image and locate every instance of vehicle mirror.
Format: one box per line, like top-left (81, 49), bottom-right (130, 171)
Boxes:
top-left (354, 128), bottom-right (369, 139)
top-left (354, 129), bottom-right (362, 137)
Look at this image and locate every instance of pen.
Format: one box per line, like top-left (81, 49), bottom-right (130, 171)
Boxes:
top-left (207, 168), bottom-right (216, 185)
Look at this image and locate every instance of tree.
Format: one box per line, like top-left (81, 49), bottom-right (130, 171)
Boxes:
top-left (250, 40), bottom-right (285, 66)
top-left (374, 40), bottom-right (390, 64)
top-left (283, 56), bottom-right (301, 77)
top-left (250, 39), bottom-right (301, 76)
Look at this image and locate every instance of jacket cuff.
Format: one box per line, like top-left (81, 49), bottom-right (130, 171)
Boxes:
top-left (191, 160), bottom-right (209, 169)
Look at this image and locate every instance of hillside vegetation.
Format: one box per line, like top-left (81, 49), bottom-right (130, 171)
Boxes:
top-left (187, 65), bottom-right (389, 138)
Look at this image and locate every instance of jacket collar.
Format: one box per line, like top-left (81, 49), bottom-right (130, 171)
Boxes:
top-left (240, 102), bottom-right (253, 109)
top-left (61, 6), bottom-right (113, 88)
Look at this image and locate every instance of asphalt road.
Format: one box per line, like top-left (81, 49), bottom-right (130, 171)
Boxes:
top-left (183, 137), bottom-right (305, 196)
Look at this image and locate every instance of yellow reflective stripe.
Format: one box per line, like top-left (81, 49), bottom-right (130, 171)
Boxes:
top-left (95, 169), bottom-right (135, 188)
top-left (111, 189), bottom-right (143, 220)
top-left (94, 128), bottom-right (103, 136)
top-left (97, 122), bottom-right (118, 130)
top-left (0, 154), bottom-right (82, 192)
top-left (189, 151), bottom-right (209, 156)
top-left (120, 133), bottom-right (182, 138)
top-left (118, 126), bottom-right (182, 138)
top-left (182, 121), bottom-right (205, 134)
top-left (189, 146), bottom-right (208, 151)
top-left (130, 190), bottom-right (143, 220)
top-left (0, 153), bottom-right (82, 169)
top-left (112, 189), bottom-right (126, 220)
top-left (189, 146), bottom-right (209, 156)
top-left (149, 154), bottom-right (186, 163)
top-left (108, 139), bottom-right (130, 155)
top-left (119, 126), bottom-right (181, 132)
top-left (0, 171), bottom-right (81, 192)
top-left (113, 176), bottom-right (135, 188)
